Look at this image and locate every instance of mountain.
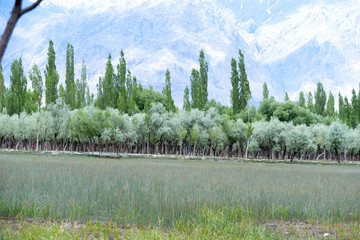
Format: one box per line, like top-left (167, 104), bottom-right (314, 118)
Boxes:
top-left (1, 0), bottom-right (360, 106)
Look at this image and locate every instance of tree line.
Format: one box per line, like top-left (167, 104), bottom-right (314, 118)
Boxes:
top-left (0, 101), bottom-right (357, 163)
top-left (0, 39), bottom-right (360, 162)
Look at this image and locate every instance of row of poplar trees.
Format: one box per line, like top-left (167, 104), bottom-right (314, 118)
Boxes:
top-left (94, 50), bottom-right (176, 114)
top-left (261, 79), bottom-right (360, 129)
top-left (0, 40), bottom-right (93, 116)
top-left (183, 49), bottom-right (251, 113)
top-left (0, 44), bottom-right (253, 122)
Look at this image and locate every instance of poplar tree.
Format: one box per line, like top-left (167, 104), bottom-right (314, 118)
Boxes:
top-left (299, 91), bottom-right (305, 108)
top-left (162, 69), bottom-right (175, 112)
top-left (86, 86), bottom-right (93, 106)
top-left (262, 82), bottom-right (269, 100)
top-left (117, 50), bottom-right (127, 112)
top-left (95, 77), bottom-right (104, 109)
top-left (344, 96), bottom-right (351, 126)
top-left (230, 58), bottom-right (240, 114)
top-left (314, 82), bottom-right (326, 115)
top-left (0, 65), bottom-right (5, 111)
top-left (29, 64), bottom-right (43, 151)
top-left (75, 79), bottom-right (81, 108)
top-left (338, 92), bottom-right (344, 120)
top-left (132, 76), bottom-right (140, 111)
top-left (58, 83), bottom-right (65, 101)
top-left (65, 43), bottom-right (75, 109)
top-left (199, 50), bottom-right (208, 109)
top-left (45, 40), bottom-right (59, 106)
top-left (24, 88), bottom-right (37, 113)
top-left (102, 53), bottom-right (115, 109)
top-left (29, 64), bottom-right (43, 109)
top-left (183, 85), bottom-right (190, 111)
top-left (189, 50), bottom-right (209, 110)
top-left (238, 49), bottom-right (251, 111)
top-left (326, 91), bottom-right (334, 116)
top-left (76, 60), bottom-right (87, 108)
top-left (9, 58), bottom-right (27, 115)
top-left (307, 92), bottom-right (314, 112)
top-left (190, 68), bottom-right (200, 109)
top-left (126, 70), bottom-right (135, 114)
top-left (285, 92), bottom-right (290, 101)
top-left (350, 89), bottom-right (357, 128)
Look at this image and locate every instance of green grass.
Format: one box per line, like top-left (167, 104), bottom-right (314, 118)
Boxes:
top-left (0, 152), bottom-right (359, 230)
top-left (0, 208), bottom-right (282, 239)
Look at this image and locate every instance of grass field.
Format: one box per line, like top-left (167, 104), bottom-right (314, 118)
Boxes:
top-left (0, 152), bottom-right (359, 239)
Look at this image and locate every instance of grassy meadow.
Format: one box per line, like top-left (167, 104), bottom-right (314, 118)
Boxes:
top-left (0, 152), bottom-right (359, 238)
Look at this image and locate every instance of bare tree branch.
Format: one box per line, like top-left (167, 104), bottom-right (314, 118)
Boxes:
top-left (20, 0), bottom-right (43, 17)
top-left (0, 0), bottom-right (43, 63)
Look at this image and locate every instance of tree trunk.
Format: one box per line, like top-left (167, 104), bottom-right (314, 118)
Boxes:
top-left (290, 152), bottom-right (296, 162)
top-left (36, 104), bottom-right (40, 151)
top-left (228, 143), bottom-right (232, 158)
top-left (245, 140), bottom-right (249, 160)
top-left (335, 148), bottom-right (340, 163)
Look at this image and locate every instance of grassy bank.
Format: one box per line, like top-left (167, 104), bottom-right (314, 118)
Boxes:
top-left (0, 152), bottom-right (359, 238)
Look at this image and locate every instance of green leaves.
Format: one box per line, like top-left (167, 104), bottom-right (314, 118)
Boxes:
top-left (45, 40), bottom-right (59, 106)
top-left (230, 49), bottom-right (251, 115)
top-left (314, 82), bottom-right (327, 116)
top-left (29, 64), bottom-right (43, 109)
top-left (189, 50), bottom-right (209, 110)
top-left (8, 58), bottom-right (27, 115)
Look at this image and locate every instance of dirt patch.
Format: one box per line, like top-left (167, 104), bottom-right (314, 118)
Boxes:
top-left (0, 217), bottom-right (129, 239)
top-left (264, 220), bottom-right (359, 239)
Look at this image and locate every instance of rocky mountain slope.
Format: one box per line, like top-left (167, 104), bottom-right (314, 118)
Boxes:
top-left (1, 0), bottom-right (359, 106)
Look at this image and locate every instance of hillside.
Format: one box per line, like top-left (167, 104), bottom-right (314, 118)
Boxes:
top-left (1, 0), bottom-right (360, 105)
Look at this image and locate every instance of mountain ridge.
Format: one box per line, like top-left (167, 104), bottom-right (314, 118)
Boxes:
top-left (1, 0), bottom-right (359, 106)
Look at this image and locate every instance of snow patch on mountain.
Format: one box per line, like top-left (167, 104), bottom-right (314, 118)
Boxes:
top-left (2, 0), bottom-right (360, 106)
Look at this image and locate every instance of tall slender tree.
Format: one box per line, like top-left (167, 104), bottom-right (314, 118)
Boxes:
top-left (95, 77), bottom-right (104, 109)
top-left (230, 58), bottom-right (240, 114)
top-left (8, 58), bottom-right (27, 115)
top-left (29, 64), bottom-right (42, 151)
top-left (307, 92), bottom-right (314, 112)
top-left (262, 82), bottom-right (269, 100)
top-left (102, 53), bottom-right (115, 109)
top-left (126, 70), bottom-right (135, 114)
top-left (350, 88), bottom-right (357, 128)
top-left (86, 86), bottom-right (93, 106)
top-left (189, 50), bottom-right (209, 110)
top-left (199, 50), bottom-right (208, 109)
top-left (299, 91), bottom-right (305, 108)
top-left (162, 69), bottom-right (175, 112)
top-left (29, 64), bottom-right (42, 109)
top-left (344, 96), bottom-right (351, 126)
top-left (44, 40), bottom-right (59, 106)
top-left (314, 82), bottom-right (326, 115)
top-left (285, 92), bottom-right (290, 102)
top-left (190, 68), bottom-right (200, 109)
top-left (76, 59), bottom-right (87, 108)
top-left (65, 43), bottom-right (75, 109)
top-left (326, 91), bottom-right (334, 116)
top-left (58, 83), bottom-right (65, 101)
top-left (183, 85), bottom-right (190, 111)
top-left (338, 92), bottom-right (344, 120)
top-left (116, 50), bottom-right (127, 112)
top-left (238, 49), bottom-right (251, 111)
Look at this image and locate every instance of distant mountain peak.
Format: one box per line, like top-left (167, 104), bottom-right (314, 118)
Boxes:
top-left (1, 0), bottom-right (359, 105)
